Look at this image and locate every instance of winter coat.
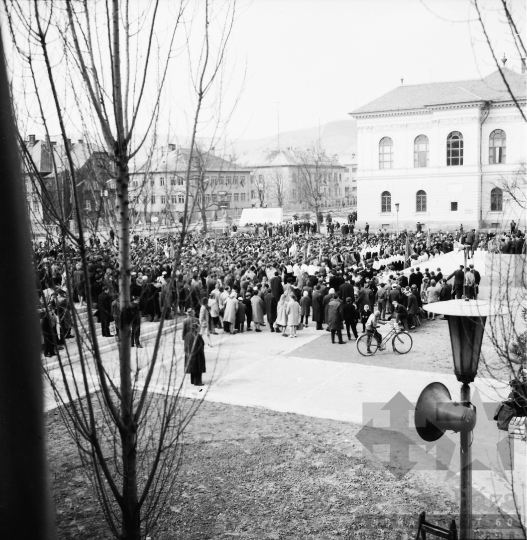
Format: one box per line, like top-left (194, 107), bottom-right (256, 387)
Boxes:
top-left (236, 301), bottom-right (246, 325)
top-left (327, 299), bottom-right (344, 330)
top-left (300, 296), bottom-right (311, 317)
top-left (223, 297), bottom-right (238, 324)
top-left (276, 299), bottom-right (288, 327)
top-left (251, 295), bottom-right (265, 324)
top-left (312, 291), bottom-right (324, 323)
top-left (184, 330), bottom-right (206, 375)
top-left (323, 293), bottom-right (333, 323)
top-left (343, 302), bottom-right (358, 324)
top-left (264, 292), bottom-right (278, 324)
top-left (407, 294), bottom-right (419, 315)
top-left (286, 299), bottom-right (301, 327)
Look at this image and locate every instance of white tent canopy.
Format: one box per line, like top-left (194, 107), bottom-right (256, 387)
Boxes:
top-left (239, 207), bottom-right (283, 226)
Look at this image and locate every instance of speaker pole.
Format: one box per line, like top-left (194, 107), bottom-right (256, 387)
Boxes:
top-left (460, 382), bottom-right (472, 539)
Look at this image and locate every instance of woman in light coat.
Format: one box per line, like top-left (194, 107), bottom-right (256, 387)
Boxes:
top-left (276, 294), bottom-right (288, 336)
top-left (286, 295), bottom-right (301, 338)
top-left (250, 292), bottom-right (265, 332)
top-left (223, 292), bottom-right (238, 334)
top-left (199, 297), bottom-right (212, 346)
top-left (426, 280), bottom-right (440, 321)
top-left (208, 293), bottom-right (220, 334)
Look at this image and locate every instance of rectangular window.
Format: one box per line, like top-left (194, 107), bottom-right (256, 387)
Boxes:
top-left (352, 167), bottom-right (357, 173)
top-left (85, 199), bottom-right (92, 211)
top-left (240, 176), bottom-right (245, 185)
top-left (170, 177), bottom-right (176, 186)
top-left (205, 194), bottom-right (211, 204)
top-left (234, 176), bottom-right (238, 185)
top-left (160, 177), bottom-right (165, 186)
top-left (241, 193), bottom-right (246, 201)
top-left (177, 177), bottom-right (184, 186)
top-left (212, 194), bottom-right (217, 202)
top-left (251, 190), bottom-right (256, 199)
top-left (132, 180), bottom-right (138, 187)
top-left (219, 176), bottom-right (224, 185)
top-left (226, 193), bottom-right (232, 201)
top-left (226, 176), bottom-right (232, 184)
top-left (150, 195), bottom-right (156, 204)
top-left (451, 202), bottom-right (458, 212)
top-left (234, 193), bottom-right (239, 201)
top-left (150, 179), bottom-right (154, 187)
top-left (178, 194), bottom-right (184, 204)
top-left (171, 196), bottom-right (177, 204)
top-left (161, 196), bottom-right (166, 204)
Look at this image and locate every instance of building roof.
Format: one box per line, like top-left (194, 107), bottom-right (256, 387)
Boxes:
top-left (134, 147), bottom-right (248, 174)
top-left (350, 68), bottom-right (527, 116)
top-left (236, 147), bottom-right (301, 168)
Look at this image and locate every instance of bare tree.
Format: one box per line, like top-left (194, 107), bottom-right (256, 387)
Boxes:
top-left (3, 1), bottom-right (237, 539)
top-left (292, 145), bottom-right (333, 228)
top-left (269, 169), bottom-right (287, 207)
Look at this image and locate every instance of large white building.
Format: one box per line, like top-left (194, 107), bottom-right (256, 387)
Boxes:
top-left (350, 67), bottom-right (526, 231)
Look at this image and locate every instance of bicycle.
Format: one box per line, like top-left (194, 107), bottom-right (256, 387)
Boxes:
top-left (356, 320), bottom-right (413, 356)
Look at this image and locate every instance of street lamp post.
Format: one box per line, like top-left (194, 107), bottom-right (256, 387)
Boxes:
top-left (395, 203), bottom-right (400, 236)
top-left (416, 299), bottom-right (503, 539)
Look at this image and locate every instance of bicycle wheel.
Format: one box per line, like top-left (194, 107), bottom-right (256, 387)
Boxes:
top-left (392, 331), bottom-right (413, 354)
top-left (357, 334), bottom-right (378, 356)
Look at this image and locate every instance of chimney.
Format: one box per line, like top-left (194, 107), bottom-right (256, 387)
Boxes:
top-left (168, 143), bottom-right (176, 152)
top-left (78, 139), bottom-right (83, 144)
top-left (522, 58), bottom-right (526, 74)
top-left (27, 134), bottom-right (36, 146)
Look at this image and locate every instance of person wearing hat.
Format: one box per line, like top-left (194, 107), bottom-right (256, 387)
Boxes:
top-left (184, 319), bottom-right (206, 386)
top-left (328, 293), bottom-right (345, 344)
top-left (97, 286), bottom-right (114, 337)
top-left (182, 308), bottom-right (199, 340)
top-left (235, 296), bottom-right (246, 333)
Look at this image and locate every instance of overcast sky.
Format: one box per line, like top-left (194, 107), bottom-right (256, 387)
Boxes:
top-left (4, 0), bottom-right (525, 149)
top-left (222, 0), bottom-right (526, 141)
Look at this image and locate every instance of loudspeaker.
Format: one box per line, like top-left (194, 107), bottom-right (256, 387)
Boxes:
top-left (415, 382), bottom-right (477, 442)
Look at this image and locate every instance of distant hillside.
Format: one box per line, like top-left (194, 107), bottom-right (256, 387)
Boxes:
top-left (222, 119), bottom-right (357, 162)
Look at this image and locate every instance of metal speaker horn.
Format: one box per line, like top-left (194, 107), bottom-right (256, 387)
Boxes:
top-left (415, 382), bottom-right (477, 442)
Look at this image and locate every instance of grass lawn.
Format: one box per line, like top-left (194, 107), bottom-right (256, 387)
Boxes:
top-left (48, 397), bottom-right (507, 539)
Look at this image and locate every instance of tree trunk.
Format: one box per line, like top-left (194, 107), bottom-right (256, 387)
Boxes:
top-left (200, 201), bottom-right (208, 232)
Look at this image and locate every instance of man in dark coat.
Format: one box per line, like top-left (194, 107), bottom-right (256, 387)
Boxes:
top-left (97, 286), bottom-right (113, 337)
top-left (243, 292), bottom-right (253, 331)
top-left (469, 264), bottom-right (481, 299)
top-left (343, 297), bottom-right (359, 340)
top-left (328, 294), bottom-right (345, 344)
top-left (406, 290), bottom-right (419, 329)
top-left (339, 276), bottom-right (354, 302)
top-left (446, 265), bottom-right (465, 299)
top-left (129, 296), bottom-right (143, 347)
top-left (312, 285), bottom-right (324, 330)
top-left (264, 289), bottom-right (278, 332)
top-left (270, 271), bottom-right (284, 301)
top-left (414, 267), bottom-right (424, 290)
top-left (184, 320), bottom-right (206, 386)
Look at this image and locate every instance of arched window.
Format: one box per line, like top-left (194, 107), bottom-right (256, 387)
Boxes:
top-left (381, 191), bottom-right (391, 213)
top-left (416, 190), bottom-right (427, 212)
top-left (489, 130), bottom-right (506, 164)
top-left (447, 131), bottom-right (463, 166)
top-left (414, 135), bottom-right (429, 167)
top-left (379, 137), bottom-right (393, 169)
top-left (490, 187), bottom-right (503, 211)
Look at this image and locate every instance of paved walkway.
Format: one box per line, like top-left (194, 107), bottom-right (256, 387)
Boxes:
top-left (44, 319), bottom-right (526, 521)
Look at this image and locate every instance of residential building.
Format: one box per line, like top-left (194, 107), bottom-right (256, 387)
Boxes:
top-left (236, 147), bottom-right (347, 213)
top-left (22, 135), bottom-right (116, 234)
top-left (350, 67), bottom-right (526, 230)
top-left (130, 145), bottom-right (252, 225)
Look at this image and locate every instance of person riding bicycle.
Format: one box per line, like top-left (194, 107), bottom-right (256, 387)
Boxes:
top-left (365, 310), bottom-right (386, 353)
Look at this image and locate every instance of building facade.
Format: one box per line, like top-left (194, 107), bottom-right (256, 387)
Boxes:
top-left (130, 146), bottom-right (253, 226)
top-left (237, 147), bottom-right (347, 215)
top-left (350, 68), bottom-right (526, 231)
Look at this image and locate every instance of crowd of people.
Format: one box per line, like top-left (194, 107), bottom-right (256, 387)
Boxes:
top-left (34, 218), bottom-right (524, 364)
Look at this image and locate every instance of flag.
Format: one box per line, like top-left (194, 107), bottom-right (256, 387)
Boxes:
top-left (319, 246), bottom-right (322, 262)
top-left (404, 235), bottom-right (411, 268)
top-left (169, 242), bottom-right (175, 258)
top-left (426, 228), bottom-right (431, 250)
top-left (307, 243), bottom-right (311, 258)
